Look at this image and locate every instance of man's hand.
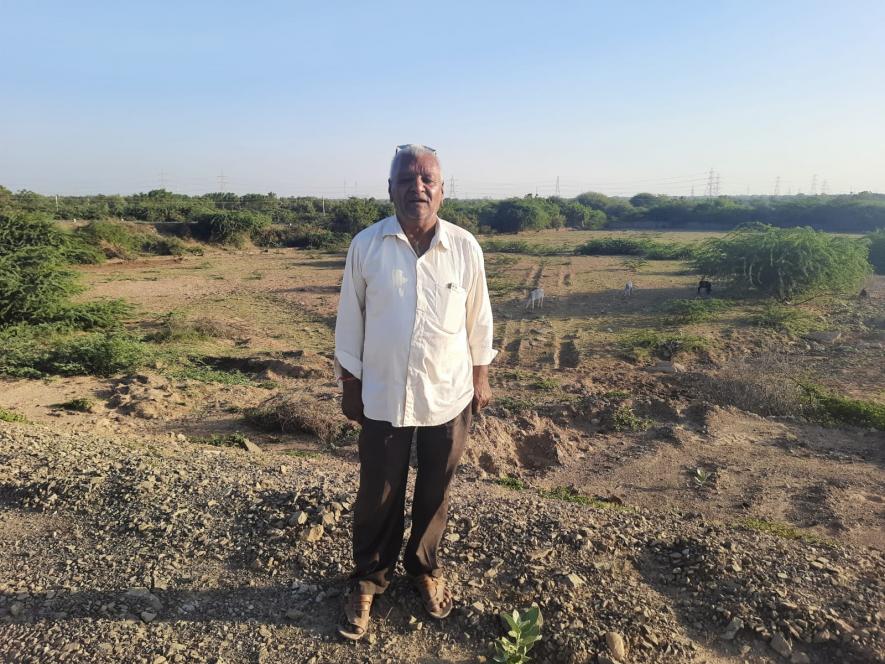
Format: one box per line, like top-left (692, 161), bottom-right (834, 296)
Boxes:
top-left (340, 371), bottom-right (364, 424)
top-left (472, 364), bottom-right (492, 415)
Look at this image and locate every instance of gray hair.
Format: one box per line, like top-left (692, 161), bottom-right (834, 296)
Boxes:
top-left (389, 144), bottom-right (442, 179)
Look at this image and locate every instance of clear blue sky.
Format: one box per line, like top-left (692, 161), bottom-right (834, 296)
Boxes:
top-left (2, 0), bottom-right (883, 198)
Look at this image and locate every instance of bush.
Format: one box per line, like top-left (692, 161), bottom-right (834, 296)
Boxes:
top-left (0, 324), bottom-right (146, 377)
top-left (685, 358), bottom-right (811, 417)
top-left (54, 299), bottom-right (133, 330)
top-left (802, 384), bottom-right (885, 430)
top-left (661, 298), bottom-right (732, 324)
top-left (189, 209), bottom-right (270, 245)
top-left (252, 225), bottom-right (348, 250)
top-left (618, 330), bottom-right (708, 361)
top-left (0, 247), bottom-right (81, 325)
top-left (750, 304), bottom-right (824, 337)
top-left (74, 220), bottom-right (199, 259)
top-left (480, 239), bottom-right (567, 255)
top-left (244, 393), bottom-right (359, 445)
top-left (867, 229), bottom-right (885, 274)
top-left (575, 237), bottom-right (694, 260)
top-left (692, 225), bottom-right (871, 298)
top-left (0, 408), bottom-right (29, 423)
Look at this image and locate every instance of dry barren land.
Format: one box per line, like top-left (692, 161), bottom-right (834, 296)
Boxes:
top-left (2, 231), bottom-right (884, 663)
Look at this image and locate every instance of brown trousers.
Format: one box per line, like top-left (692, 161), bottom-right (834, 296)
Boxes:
top-left (350, 404), bottom-right (471, 595)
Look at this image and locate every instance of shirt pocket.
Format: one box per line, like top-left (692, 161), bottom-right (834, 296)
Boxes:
top-left (437, 282), bottom-right (468, 333)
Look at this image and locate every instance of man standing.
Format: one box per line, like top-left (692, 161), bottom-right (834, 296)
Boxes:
top-left (334, 144), bottom-right (496, 640)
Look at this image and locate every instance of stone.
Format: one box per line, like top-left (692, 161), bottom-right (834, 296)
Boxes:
top-left (300, 524), bottom-right (324, 542)
top-left (238, 438), bottom-right (262, 454)
top-left (285, 608), bottom-right (303, 620)
top-left (790, 653), bottom-right (811, 664)
top-left (721, 616), bottom-right (743, 640)
top-left (770, 632), bottom-right (792, 658)
top-left (9, 602), bottom-right (24, 617)
top-left (563, 573), bottom-right (585, 588)
top-left (605, 631), bottom-right (627, 661)
top-left (288, 511), bottom-right (309, 526)
top-left (140, 611), bottom-right (157, 622)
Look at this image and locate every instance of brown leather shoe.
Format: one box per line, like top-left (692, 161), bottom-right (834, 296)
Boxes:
top-left (338, 589), bottom-right (373, 641)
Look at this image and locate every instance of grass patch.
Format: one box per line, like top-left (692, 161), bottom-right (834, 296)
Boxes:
top-left (56, 397), bottom-right (95, 412)
top-left (530, 377), bottom-right (559, 391)
top-left (170, 363), bottom-right (261, 386)
top-left (0, 408), bottom-right (29, 423)
top-left (538, 486), bottom-right (631, 511)
top-left (188, 431), bottom-right (251, 448)
top-left (618, 330), bottom-right (709, 362)
top-left (611, 403), bottom-right (651, 432)
top-left (603, 389), bottom-right (630, 399)
top-left (661, 298), bottom-right (733, 325)
top-left (496, 476), bottom-right (529, 491)
top-left (496, 396), bottom-right (534, 413)
top-left (735, 517), bottom-right (830, 544)
top-left (802, 384), bottom-right (885, 430)
top-left (0, 324), bottom-right (147, 378)
top-left (281, 449), bottom-right (320, 459)
top-left (575, 237), bottom-right (694, 260)
top-left (481, 239), bottom-right (569, 256)
top-left (750, 304), bottom-right (825, 337)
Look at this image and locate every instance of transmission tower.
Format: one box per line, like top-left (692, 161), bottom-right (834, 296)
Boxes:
top-left (217, 171), bottom-right (227, 193)
top-left (449, 176), bottom-right (456, 198)
top-left (773, 176), bottom-right (780, 197)
top-left (705, 168), bottom-right (715, 197)
top-left (714, 173), bottom-right (721, 196)
top-left (555, 176), bottom-right (561, 197)
top-left (810, 174), bottom-right (818, 195)
top-left (821, 179), bottom-right (829, 195)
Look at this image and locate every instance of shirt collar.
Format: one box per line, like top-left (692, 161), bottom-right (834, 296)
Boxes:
top-left (382, 215), bottom-right (449, 251)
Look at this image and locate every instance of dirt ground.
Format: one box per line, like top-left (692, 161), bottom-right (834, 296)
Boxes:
top-left (2, 237), bottom-right (883, 555)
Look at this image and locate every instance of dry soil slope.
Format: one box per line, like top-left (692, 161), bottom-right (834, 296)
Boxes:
top-left (0, 422), bottom-right (882, 664)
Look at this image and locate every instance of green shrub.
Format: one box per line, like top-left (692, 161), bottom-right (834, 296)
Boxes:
top-left (189, 209), bottom-right (270, 245)
top-left (867, 229), bottom-right (885, 274)
top-left (661, 298), bottom-right (732, 324)
top-left (46, 332), bottom-right (146, 376)
top-left (493, 606), bottom-right (542, 664)
top-left (0, 408), bottom-right (29, 423)
top-left (480, 239), bottom-right (567, 256)
top-left (611, 403), bottom-right (651, 432)
top-left (802, 384), bottom-right (885, 430)
top-left (692, 225), bottom-right (871, 298)
top-left (54, 299), bottom-right (132, 330)
top-left (0, 247), bottom-right (81, 325)
top-left (750, 304), bottom-right (824, 337)
top-left (496, 476), bottom-right (528, 491)
top-left (618, 330), bottom-right (708, 361)
top-left (575, 237), bottom-right (694, 260)
top-left (57, 397), bottom-right (95, 412)
top-left (252, 225), bottom-right (347, 250)
top-left (75, 220), bottom-right (197, 258)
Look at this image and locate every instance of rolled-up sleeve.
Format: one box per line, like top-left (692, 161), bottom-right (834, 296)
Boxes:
top-left (465, 243), bottom-right (498, 366)
top-left (334, 240), bottom-right (366, 379)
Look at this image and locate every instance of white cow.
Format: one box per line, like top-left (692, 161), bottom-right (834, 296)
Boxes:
top-left (526, 287), bottom-right (544, 310)
top-left (623, 281), bottom-right (635, 297)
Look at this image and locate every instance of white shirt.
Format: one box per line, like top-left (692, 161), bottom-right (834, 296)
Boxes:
top-left (334, 215), bottom-right (497, 427)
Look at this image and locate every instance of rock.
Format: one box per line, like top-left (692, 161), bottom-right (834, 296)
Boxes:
top-left (300, 524), bottom-right (324, 542)
top-left (140, 611), bottom-right (157, 622)
top-left (9, 602), bottom-right (24, 617)
top-left (790, 653), bottom-right (810, 664)
top-left (563, 573), bottom-right (585, 588)
top-left (721, 616), bottom-right (743, 640)
top-left (238, 438), bottom-right (262, 454)
top-left (285, 608), bottom-right (303, 620)
top-left (770, 632), bottom-right (792, 658)
top-left (288, 511), bottom-right (309, 526)
top-left (605, 631), bottom-right (627, 661)
top-left (805, 330), bottom-right (841, 344)
top-left (598, 655), bottom-right (618, 664)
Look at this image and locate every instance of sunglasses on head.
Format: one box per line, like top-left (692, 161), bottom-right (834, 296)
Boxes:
top-left (395, 144), bottom-right (436, 153)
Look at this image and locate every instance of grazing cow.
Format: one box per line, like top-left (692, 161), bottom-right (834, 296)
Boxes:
top-left (623, 280), bottom-right (634, 297)
top-left (697, 279), bottom-right (713, 296)
top-left (859, 288), bottom-right (869, 300)
top-left (526, 287), bottom-right (544, 310)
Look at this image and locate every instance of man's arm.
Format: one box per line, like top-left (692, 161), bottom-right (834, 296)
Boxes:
top-left (334, 241), bottom-right (367, 423)
top-left (465, 242), bottom-right (498, 413)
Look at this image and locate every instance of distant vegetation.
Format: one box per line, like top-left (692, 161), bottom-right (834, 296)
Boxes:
top-left (692, 225), bottom-right (871, 299)
top-left (2, 185), bottom-right (885, 244)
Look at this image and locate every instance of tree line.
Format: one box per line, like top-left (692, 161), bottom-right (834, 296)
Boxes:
top-left (2, 185), bottom-right (884, 239)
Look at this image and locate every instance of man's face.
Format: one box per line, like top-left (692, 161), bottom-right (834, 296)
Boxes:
top-left (388, 153), bottom-right (444, 225)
